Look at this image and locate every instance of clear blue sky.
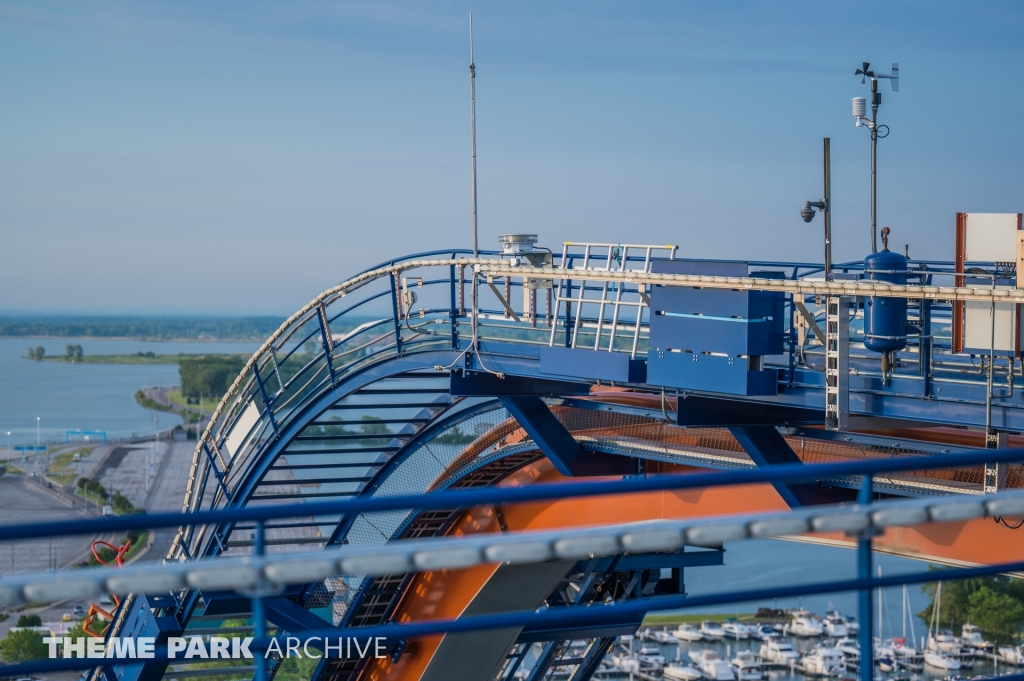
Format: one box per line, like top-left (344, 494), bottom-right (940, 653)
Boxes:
top-left (2, 1), bottom-right (1022, 315)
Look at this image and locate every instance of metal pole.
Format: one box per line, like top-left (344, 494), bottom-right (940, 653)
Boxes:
top-left (870, 79), bottom-right (879, 253)
top-left (469, 13), bottom-right (479, 257)
top-left (824, 137), bottom-right (832, 280)
top-left (986, 292), bottom-right (996, 447)
top-left (253, 520), bottom-right (266, 681)
top-left (857, 475), bottom-right (874, 681)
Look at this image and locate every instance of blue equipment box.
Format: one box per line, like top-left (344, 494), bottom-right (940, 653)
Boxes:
top-left (646, 260), bottom-right (783, 396)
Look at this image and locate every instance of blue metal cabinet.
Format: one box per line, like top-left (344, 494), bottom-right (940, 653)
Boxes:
top-left (646, 260), bottom-right (783, 396)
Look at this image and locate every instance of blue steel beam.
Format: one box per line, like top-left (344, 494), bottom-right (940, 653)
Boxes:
top-left (499, 396), bottom-right (636, 476)
top-left (676, 395), bottom-right (823, 427)
top-left (451, 370), bottom-right (591, 397)
top-left (728, 426), bottom-right (857, 507)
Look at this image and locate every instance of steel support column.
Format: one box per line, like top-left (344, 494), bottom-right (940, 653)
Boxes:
top-left (499, 396), bottom-right (635, 476)
top-left (729, 426), bottom-right (855, 507)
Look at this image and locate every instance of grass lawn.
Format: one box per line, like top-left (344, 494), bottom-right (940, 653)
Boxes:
top-left (76, 489), bottom-right (109, 507)
top-left (51, 446), bottom-right (94, 468)
top-left (168, 388), bottom-right (220, 413)
top-left (39, 352), bottom-right (246, 365)
top-left (47, 446), bottom-right (94, 485)
top-left (4, 464), bottom-right (24, 475)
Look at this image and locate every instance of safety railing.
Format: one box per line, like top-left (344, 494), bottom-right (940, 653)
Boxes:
top-left (3, 448), bottom-right (1024, 679)
top-left (176, 248), bottom-right (1024, 563)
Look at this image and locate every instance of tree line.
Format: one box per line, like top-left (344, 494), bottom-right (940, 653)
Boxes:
top-left (1, 315), bottom-right (287, 340)
top-left (920, 575), bottom-right (1024, 644)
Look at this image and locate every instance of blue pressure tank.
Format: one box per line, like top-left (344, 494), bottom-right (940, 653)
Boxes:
top-left (863, 234), bottom-right (908, 353)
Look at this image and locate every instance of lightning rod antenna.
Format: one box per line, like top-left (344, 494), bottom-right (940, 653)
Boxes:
top-left (469, 13), bottom-right (478, 257)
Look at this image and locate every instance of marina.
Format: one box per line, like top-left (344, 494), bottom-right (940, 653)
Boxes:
top-left (593, 609), bottom-right (1021, 681)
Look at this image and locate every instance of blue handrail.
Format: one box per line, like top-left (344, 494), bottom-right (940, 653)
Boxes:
top-left (1, 445), bottom-right (1020, 542)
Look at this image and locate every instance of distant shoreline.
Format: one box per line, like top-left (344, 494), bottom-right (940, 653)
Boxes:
top-left (4, 336), bottom-right (264, 342)
top-left (31, 352), bottom-right (248, 365)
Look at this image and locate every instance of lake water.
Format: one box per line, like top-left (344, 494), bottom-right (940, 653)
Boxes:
top-left (0, 337), bottom-right (260, 446)
top-left (681, 538), bottom-right (936, 645)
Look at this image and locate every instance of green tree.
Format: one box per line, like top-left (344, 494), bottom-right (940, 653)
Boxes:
top-left (16, 614), bottom-right (42, 627)
top-left (968, 585), bottom-right (1024, 643)
top-left (65, 344), bottom-right (76, 360)
top-left (0, 628), bottom-right (48, 662)
top-left (179, 356), bottom-right (246, 400)
top-left (918, 577), bottom-right (983, 631)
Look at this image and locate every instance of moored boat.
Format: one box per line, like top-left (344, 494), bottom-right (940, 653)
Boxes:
top-left (760, 637), bottom-right (800, 666)
top-left (790, 610), bottom-right (825, 637)
top-left (923, 650), bottom-right (961, 670)
top-left (722, 621), bottom-right (751, 639)
top-left (960, 623), bottom-right (993, 651)
top-left (689, 649), bottom-right (736, 681)
top-left (800, 644), bottom-right (844, 676)
top-left (674, 623), bottom-right (705, 642)
top-left (664, 662), bottom-right (705, 681)
top-left (700, 620), bottom-right (727, 640)
top-left (732, 650), bottom-right (765, 680)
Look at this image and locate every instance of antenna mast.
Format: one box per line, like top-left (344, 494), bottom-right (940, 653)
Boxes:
top-left (852, 62), bottom-right (898, 253)
top-left (469, 13), bottom-right (479, 256)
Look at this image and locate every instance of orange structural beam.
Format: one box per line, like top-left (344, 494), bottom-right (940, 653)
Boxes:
top-left (363, 458), bottom-right (1024, 681)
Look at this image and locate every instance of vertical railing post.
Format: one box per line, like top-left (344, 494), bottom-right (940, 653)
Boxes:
top-left (389, 272), bottom-right (404, 355)
top-left (857, 475), bottom-right (874, 681)
top-left (449, 264), bottom-right (459, 349)
top-left (253, 520), bottom-right (267, 681)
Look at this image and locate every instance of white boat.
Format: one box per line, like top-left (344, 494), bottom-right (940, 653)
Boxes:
top-left (923, 650), bottom-right (961, 670)
top-left (876, 637), bottom-right (915, 659)
top-left (823, 612), bottom-right (849, 638)
top-left (731, 650), bottom-right (764, 680)
top-left (689, 649), bottom-right (736, 681)
top-left (722, 621), bottom-right (751, 639)
top-left (653, 629), bottom-right (675, 643)
top-left (760, 637), bottom-right (800, 665)
top-left (637, 644), bottom-right (666, 667)
top-left (800, 644), bottom-right (844, 676)
top-left (876, 655), bottom-right (895, 673)
top-left (609, 652), bottom-right (642, 673)
top-left (999, 644), bottom-right (1024, 666)
top-left (674, 623), bottom-right (705, 642)
top-left (927, 629), bottom-right (960, 653)
top-left (664, 663), bottom-right (705, 681)
top-left (751, 624), bottom-right (777, 641)
top-left (700, 620), bottom-right (726, 640)
top-left (790, 610), bottom-right (825, 637)
top-left (834, 637), bottom-right (859, 661)
top-left (826, 610), bottom-right (860, 635)
top-left (960, 623), bottom-right (992, 651)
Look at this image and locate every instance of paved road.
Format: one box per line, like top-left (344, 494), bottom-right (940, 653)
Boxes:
top-left (0, 439), bottom-right (196, 679)
top-left (0, 477), bottom-right (98, 579)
